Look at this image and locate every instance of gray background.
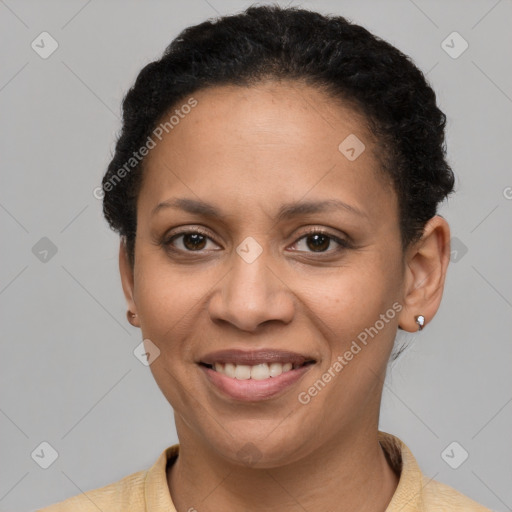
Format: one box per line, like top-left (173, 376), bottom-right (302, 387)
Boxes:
top-left (0, 0), bottom-right (511, 510)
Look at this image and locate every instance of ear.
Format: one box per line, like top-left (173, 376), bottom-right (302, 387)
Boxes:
top-left (398, 215), bottom-right (451, 332)
top-left (119, 237), bottom-right (140, 328)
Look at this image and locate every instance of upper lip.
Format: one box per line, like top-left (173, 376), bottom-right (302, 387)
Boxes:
top-left (199, 349), bottom-right (315, 367)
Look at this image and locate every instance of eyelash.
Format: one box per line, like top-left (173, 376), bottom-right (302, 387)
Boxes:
top-left (161, 227), bottom-right (351, 256)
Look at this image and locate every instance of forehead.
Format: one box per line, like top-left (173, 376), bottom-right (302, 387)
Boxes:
top-left (138, 81), bottom-right (396, 223)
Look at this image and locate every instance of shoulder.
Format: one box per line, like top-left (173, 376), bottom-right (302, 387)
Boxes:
top-left (36, 468), bottom-right (148, 512)
top-left (36, 444), bottom-right (178, 512)
top-left (421, 475), bottom-right (493, 511)
top-left (378, 431), bottom-right (492, 512)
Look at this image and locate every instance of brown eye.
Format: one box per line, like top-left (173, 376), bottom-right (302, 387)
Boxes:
top-left (181, 233), bottom-right (207, 251)
top-left (291, 230), bottom-right (350, 254)
top-left (303, 233), bottom-right (331, 252)
top-left (163, 229), bottom-right (220, 253)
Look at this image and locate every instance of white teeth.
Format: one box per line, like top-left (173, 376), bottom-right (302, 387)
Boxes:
top-left (269, 363), bottom-right (283, 377)
top-left (224, 363), bottom-right (236, 378)
top-left (211, 362), bottom-right (298, 379)
top-left (250, 363), bottom-right (270, 380)
top-left (234, 364), bottom-right (251, 380)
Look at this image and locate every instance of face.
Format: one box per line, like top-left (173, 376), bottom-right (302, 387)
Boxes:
top-left (122, 81), bottom-right (408, 467)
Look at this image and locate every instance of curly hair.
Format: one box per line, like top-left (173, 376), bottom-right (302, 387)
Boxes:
top-left (101, 4), bottom-right (454, 270)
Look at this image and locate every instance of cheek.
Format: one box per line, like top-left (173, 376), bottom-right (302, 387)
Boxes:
top-left (299, 276), bottom-right (399, 427)
top-left (132, 258), bottom-right (206, 408)
top-left (134, 243), bottom-right (201, 314)
top-left (132, 256), bottom-right (196, 357)
top-left (302, 254), bottom-right (402, 412)
top-left (131, 249), bottom-right (231, 379)
top-left (303, 252), bottom-right (400, 331)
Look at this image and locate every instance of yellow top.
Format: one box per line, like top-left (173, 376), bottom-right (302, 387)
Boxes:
top-left (37, 431), bottom-right (491, 511)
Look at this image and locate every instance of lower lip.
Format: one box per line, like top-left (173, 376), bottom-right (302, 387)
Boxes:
top-left (200, 364), bottom-right (313, 402)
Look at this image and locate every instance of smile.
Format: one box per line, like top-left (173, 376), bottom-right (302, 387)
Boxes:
top-left (203, 361), bottom-right (312, 380)
top-left (198, 349), bottom-right (316, 401)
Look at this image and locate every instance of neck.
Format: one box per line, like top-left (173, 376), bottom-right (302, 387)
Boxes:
top-left (167, 422), bottom-right (399, 512)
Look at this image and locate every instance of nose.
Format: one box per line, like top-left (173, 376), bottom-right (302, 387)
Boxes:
top-left (207, 245), bottom-right (295, 332)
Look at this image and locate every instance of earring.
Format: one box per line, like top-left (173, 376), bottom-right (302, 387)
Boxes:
top-left (127, 310), bottom-right (137, 322)
top-left (415, 315), bottom-right (425, 331)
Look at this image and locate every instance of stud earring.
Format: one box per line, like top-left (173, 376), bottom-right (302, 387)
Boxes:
top-left (415, 315), bottom-right (425, 331)
top-left (127, 311), bottom-right (137, 322)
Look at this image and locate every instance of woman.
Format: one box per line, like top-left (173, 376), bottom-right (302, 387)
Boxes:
top-left (39, 5), bottom-right (491, 511)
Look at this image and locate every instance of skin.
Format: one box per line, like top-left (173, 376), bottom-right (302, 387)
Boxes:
top-left (119, 80), bottom-right (451, 512)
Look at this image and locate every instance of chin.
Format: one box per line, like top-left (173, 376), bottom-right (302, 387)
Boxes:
top-left (205, 424), bottom-right (316, 469)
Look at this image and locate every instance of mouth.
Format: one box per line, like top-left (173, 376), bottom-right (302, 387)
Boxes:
top-left (200, 360), bottom-right (315, 379)
top-left (198, 349), bottom-right (316, 401)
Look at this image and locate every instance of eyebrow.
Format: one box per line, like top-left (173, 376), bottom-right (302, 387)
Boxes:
top-left (151, 197), bottom-right (368, 221)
